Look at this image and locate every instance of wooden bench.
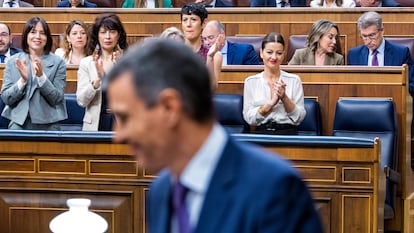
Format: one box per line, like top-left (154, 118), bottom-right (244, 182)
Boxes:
top-left (0, 64), bottom-right (412, 232)
top-left (0, 131), bottom-right (384, 233)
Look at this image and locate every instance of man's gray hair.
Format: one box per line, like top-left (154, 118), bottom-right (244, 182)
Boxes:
top-left (357, 11), bottom-right (383, 30)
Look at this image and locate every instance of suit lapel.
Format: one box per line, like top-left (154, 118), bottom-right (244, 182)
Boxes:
top-left (384, 40), bottom-right (393, 66)
top-left (151, 172), bottom-right (172, 233)
top-left (41, 54), bottom-right (55, 81)
top-left (361, 47), bottom-right (369, 65)
top-left (227, 42), bottom-right (234, 65)
top-left (194, 139), bottom-right (238, 233)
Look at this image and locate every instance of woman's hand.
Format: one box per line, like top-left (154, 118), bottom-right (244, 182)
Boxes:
top-left (32, 57), bottom-right (43, 77)
top-left (15, 58), bottom-right (29, 83)
top-left (112, 48), bottom-right (123, 63)
top-left (94, 55), bottom-right (105, 80)
top-left (275, 79), bottom-right (287, 101)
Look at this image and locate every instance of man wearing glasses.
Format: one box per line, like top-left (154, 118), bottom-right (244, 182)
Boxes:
top-left (0, 23), bottom-right (21, 64)
top-left (348, 11), bottom-right (414, 94)
top-left (348, 11), bottom-right (414, 135)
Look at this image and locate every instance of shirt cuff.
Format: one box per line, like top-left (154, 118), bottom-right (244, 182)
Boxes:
top-left (17, 78), bottom-right (27, 90)
top-left (37, 73), bottom-right (47, 87)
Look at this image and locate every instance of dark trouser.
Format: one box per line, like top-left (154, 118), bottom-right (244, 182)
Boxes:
top-left (254, 122), bottom-right (297, 135)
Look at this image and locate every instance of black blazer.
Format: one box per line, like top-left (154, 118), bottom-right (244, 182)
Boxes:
top-left (215, 0), bottom-right (233, 6)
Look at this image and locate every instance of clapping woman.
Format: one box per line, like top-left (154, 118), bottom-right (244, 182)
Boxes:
top-left (76, 13), bottom-right (128, 131)
top-left (1, 17), bottom-right (67, 130)
top-left (243, 32), bottom-right (306, 135)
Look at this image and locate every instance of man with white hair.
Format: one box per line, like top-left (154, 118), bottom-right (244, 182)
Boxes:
top-left (202, 20), bottom-right (260, 65)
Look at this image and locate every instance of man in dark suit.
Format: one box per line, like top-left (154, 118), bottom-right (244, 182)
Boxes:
top-left (56, 0), bottom-right (97, 7)
top-left (348, 11), bottom-right (414, 134)
top-left (202, 20), bottom-right (260, 65)
top-left (105, 39), bottom-right (324, 233)
top-left (348, 11), bottom-right (414, 94)
top-left (0, 23), bottom-right (21, 64)
top-left (251, 0), bottom-right (306, 7)
top-left (356, 0), bottom-right (400, 7)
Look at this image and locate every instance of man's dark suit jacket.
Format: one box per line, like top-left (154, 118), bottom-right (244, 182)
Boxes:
top-left (147, 135), bottom-right (324, 233)
top-left (9, 47), bottom-right (20, 56)
top-left (348, 39), bottom-right (414, 95)
top-left (382, 0), bottom-right (400, 6)
top-left (226, 41), bottom-right (260, 65)
top-left (56, 0), bottom-right (97, 7)
top-left (250, 0), bottom-right (306, 7)
top-left (215, 0), bottom-right (233, 6)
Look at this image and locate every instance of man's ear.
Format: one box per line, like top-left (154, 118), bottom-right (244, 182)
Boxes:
top-left (157, 88), bottom-right (182, 128)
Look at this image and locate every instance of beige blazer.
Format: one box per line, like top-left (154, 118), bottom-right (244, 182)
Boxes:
top-left (76, 56), bottom-right (102, 131)
top-left (288, 47), bottom-right (344, 65)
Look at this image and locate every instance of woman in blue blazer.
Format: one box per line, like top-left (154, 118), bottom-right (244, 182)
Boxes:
top-left (1, 17), bottom-right (67, 130)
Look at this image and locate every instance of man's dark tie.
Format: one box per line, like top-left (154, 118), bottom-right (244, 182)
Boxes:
top-left (280, 0), bottom-right (286, 7)
top-left (172, 181), bottom-right (191, 233)
top-left (372, 49), bottom-right (378, 66)
top-left (6, 1), bottom-right (14, 7)
top-left (0, 55), bottom-right (5, 63)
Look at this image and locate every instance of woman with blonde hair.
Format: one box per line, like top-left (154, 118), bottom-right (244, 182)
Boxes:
top-left (288, 19), bottom-right (344, 65)
top-left (160, 27), bottom-right (185, 43)
top-left (55, 20), bottom-right (89, 65)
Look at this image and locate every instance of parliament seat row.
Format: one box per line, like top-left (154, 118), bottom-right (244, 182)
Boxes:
top-left (13, 0), bottom-right (414, 8)
top-left (0, 93), bottom-right (322, 135)
top-left (8, 30), bottom-right (414, 66)
top-left (204, 35), bottom-right (414, 64)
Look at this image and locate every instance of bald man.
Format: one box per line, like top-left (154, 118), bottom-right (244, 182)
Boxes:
top-left (202, 20), bottom-right (260, 65)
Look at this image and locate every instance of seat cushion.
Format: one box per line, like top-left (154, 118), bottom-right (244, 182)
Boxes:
top-left (297, 98), bottom-right (321, 136)
top-left (213, 94), bottom-right (249, 133)
top-left (61, 93), bottom-right (85, 131)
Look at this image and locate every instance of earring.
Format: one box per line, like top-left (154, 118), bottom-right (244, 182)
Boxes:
top-left (69, 43), bottom-right (72, 50)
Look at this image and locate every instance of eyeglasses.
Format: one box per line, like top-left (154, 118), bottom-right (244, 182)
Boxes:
top-left (360, 29), bottom-right (382, 40)
top-left (202, 34), bottom-right (217, 42)
top-left (0, 32), bottom-right (10, 38)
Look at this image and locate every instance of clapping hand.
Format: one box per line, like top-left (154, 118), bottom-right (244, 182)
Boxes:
top-left (93, 55), bottom-right (105, 80)
top-left (32, 57), bottom-right (43, 77)
top-left (275, 79), bottom-right (287, 100)
top-left (15, 58), bottom-right (29, 83)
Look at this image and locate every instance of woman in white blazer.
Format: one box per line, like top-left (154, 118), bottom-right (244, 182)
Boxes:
top-left (76, 13), bottom-right (127, 131)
